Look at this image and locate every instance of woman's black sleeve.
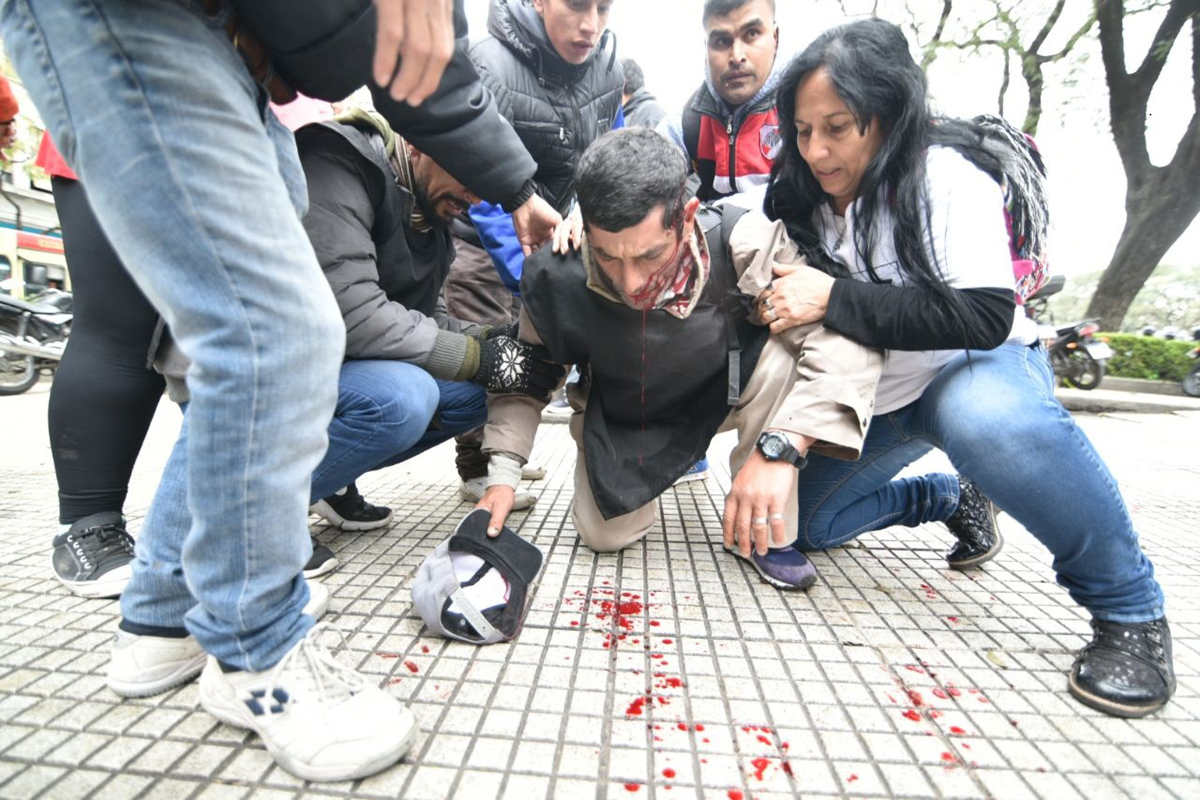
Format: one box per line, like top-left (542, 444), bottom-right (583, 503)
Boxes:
top-left (823, 279), bottom-right (1016, 351)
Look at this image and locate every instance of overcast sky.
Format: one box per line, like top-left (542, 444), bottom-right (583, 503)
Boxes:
top-left (466, 1), bottom-right (1199, 278)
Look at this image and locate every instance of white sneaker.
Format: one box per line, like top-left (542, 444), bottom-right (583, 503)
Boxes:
top-left (459, 476), bottom-right (537, 510)
top-left (106, 580), bottom-right (330, 698)
top-left (197, 625), bottom-right (416, 782)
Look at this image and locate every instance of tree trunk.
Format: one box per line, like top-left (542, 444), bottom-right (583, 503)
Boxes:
top-left (1085, 166), bottom-right (1200, 329)
top-left (1086, 1), bottom-right (1200, 330)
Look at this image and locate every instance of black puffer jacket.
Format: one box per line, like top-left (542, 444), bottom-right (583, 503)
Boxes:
top-left (470, 0), bottom-right (623, 214)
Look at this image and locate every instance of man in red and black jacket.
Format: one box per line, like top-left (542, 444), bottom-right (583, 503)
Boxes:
top-left (658, 0), bottom-right (782, 201)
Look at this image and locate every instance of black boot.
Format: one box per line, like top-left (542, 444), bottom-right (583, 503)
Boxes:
top-left (1069, 618), bottom-right (1175, 718)
top-left (944, 477), bottom-right (1003, 569)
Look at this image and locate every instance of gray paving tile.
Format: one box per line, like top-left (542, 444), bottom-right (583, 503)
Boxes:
top-left (3, 397), bottom-right (1199, 798)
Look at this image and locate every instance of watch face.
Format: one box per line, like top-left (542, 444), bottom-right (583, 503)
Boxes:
top-left (761, 434), bottom-right (784, 458)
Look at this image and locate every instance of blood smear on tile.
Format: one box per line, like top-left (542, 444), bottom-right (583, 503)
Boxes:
top-left (662, 768), bottom-right (676, 779)
top-left (404, 661), bottom-right (419, 673)
top-left (625, 783), bottom-right (640, 792)
top-left (848, 774), bottom-right (858, 782)
top-left (420, 645), bottom-right (430, 653)
top-left (949, 726), bottom-right (967, 735)
top-left (750, 757), bottom-right (770, 781)
top-left (902, 709), bottom-right (921, 722)
top-left (727, 791), bottom-right (743, 800)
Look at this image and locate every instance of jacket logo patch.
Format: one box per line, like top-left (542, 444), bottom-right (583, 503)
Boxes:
top-left (759, 124), bottom-right (782, 160)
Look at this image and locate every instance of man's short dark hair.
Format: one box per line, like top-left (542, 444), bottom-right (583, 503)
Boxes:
top-left (702, 0), bottom-right (775, 26)
top-left (621, 58), bottom-right (645, 95)
top-left (576, 129), bottom-right (688, 233)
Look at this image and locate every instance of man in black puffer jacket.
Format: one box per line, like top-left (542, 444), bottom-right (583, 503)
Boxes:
top-left (445, 0), bottom-right (625, 507)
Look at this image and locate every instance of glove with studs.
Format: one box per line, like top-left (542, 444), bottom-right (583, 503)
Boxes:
top-left (474, 335), bottom-right (565, 401)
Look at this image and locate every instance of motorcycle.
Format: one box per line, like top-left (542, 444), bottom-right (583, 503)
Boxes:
top-left (0, 292), bottom-right (72, 395)
top-left (1024, 275), bottom-right (1112, 391)
top-left (1183, 345), bottom-right (1200, 398)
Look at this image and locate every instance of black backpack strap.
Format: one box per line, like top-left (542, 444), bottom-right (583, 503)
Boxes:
top-left (682, 103), bottom-right (701, 165)
top-left (699, 204), bottom-right (752, 405)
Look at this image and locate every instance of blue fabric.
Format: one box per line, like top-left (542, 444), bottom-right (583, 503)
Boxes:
top-left (468, 105), bottom-right (627, 294)
top-left (3, 0), bottom-right (348, 669)
top-left (310, 361), bottom-right (487, 500)
top-left (123, 362), bottom-right (485, 652)
top-left (794, 342), bottom-right (1165, 623)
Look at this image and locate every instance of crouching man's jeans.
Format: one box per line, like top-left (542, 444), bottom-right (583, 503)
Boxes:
top-left (795, 342), bottom-right (1165, 624)
top-left (3, 0), bottom-right (346, 669)
top-left (309, 360), bottom-right (488, 501)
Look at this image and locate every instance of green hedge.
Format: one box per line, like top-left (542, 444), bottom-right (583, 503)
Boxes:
top-left (1099, 333), bottom-right (1196, 381)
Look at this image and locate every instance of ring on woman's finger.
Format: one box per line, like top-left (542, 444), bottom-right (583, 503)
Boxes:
top-left (761, 297), bottom-right (774, 312)
top-left (751, 516), bottom-right (769, 525)
top-left (768, 512), bottom-right (785, 521)
top-left (767, 307), bottom-right (779, 322)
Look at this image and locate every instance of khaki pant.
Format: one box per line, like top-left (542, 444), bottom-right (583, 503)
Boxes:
top-left (444, 238), bottom-right (522, 480)
top-left (570, 335), bottom-right (810, 553)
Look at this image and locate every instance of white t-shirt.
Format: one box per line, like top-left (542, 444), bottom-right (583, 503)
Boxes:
top-left (817, 146), bottom-right (1038, 414)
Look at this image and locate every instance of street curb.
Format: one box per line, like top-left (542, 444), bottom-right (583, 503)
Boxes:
top-left (1056, 386), bottom-right (1200, 414)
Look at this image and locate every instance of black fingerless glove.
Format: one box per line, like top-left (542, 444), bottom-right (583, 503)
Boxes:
top-left (474, 335), bottom-right (565, 400)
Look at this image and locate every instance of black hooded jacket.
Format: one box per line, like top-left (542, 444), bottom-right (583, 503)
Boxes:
top-left (469, 0), bottom-right (624, 214)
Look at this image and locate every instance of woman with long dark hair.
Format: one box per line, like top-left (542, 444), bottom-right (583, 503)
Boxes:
top-left (759, 18), bottom-right (1172, 718)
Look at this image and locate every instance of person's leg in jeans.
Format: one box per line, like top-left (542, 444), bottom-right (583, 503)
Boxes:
top-left (794, 413), bottom-right (956, 552)
top-left (6, 0), bottom-right (426, 778)
top-left (794, 342), bottom-right (1170, 715)
top-left (309, 360), bottom-right (441, 502)
top-left (909, 342), bottom-right (1171, 717)
top-left (3, 0), bottom-right (342, 670)
top-left (47, 175), bottom-right (166, 596)
top-left (909, 342), bottom-right (1163, 621)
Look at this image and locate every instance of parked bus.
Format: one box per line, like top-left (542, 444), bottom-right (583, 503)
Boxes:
top-left (0, 226), bottom-right (69, 301)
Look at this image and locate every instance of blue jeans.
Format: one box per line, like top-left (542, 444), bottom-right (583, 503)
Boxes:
top-left (310, 361), bottom-right (487, 500)
top-left (796, 342), bottom-right (1164, 624)
top-left (126, 363), bottom-right (483, 641)
top-left (4, 0), bottom-right (346, 669)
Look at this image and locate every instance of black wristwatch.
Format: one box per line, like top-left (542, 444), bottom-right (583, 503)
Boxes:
top-left (756, 431), bottom-right (808, 470)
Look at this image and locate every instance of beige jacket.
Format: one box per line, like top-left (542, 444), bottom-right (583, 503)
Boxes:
top-left (482, 211), bottom-right (882, 481)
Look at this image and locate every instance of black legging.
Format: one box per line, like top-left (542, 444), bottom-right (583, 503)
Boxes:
top-left (48, 176), bottom-right (165, 523)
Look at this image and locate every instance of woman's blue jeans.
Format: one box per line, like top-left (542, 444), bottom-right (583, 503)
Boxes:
top-left (796, 342), bottom-right (1165, 624)
top-left (2, 0), bottom-right (347, 669)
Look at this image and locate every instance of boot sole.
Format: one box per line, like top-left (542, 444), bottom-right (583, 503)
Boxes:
top-left (309, 500), bottom-right (395, 532)
top-left (723, 546), bottom-right (817, 591)
top-left (198, 668), bottom-right (417, 782)
top-left (1068, 671), bottom-right (1168, 718)
top-left (947, 504), bottom-right (1004, 570)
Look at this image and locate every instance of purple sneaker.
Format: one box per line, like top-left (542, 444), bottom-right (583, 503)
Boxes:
top-left (726, 546), bottom-right (818, 591)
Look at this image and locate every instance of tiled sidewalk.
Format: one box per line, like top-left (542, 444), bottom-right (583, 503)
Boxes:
top-left (2, 388), bottom-right (1198, 799)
